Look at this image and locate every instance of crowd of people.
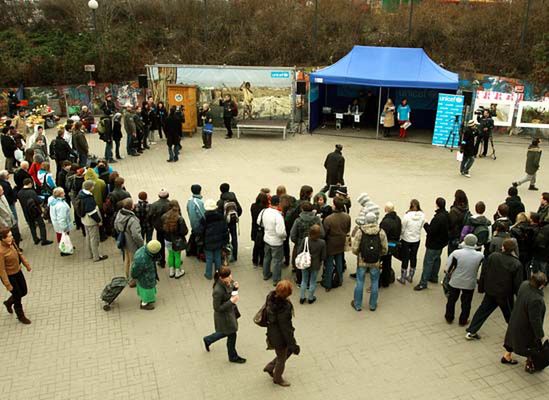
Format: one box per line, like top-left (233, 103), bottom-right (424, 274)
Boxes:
top-left (0, 105), bottom-right (547, 384)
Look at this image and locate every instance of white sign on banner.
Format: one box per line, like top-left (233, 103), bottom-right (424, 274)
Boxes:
top-left (84, 64), bottom-right (95, 72)
top-left (472, 97), bottom-right (515, 127)
top-left (516, 101), bottom-right (549, 129)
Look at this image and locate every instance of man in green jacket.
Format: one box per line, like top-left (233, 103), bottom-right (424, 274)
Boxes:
top-left (513, 138), bottom-right (542, 191)
top-left (131, 240), bottom-right (161, 310)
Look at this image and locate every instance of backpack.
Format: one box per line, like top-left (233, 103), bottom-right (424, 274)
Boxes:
top-left (116, 215), bottom-right (131, 250)
top-left (73, 195), bottom-right (85, 218)
top-left (360, 231), bottom-right (382, 264)
top-left (26, 198), bottom-right (42, 219)
top-left (97, 118), bottom-right (107, 136)
top-left (223, 201), bottom-right (239, 224)
top-left (472, 224), bottom-right (490, 246)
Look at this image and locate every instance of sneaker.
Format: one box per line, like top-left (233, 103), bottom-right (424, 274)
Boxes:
top-left (140, 303), bottom-right (155, 310)
top-left (308, 297), bottom-right (317, 304)
top-left (263, 273), bottom-right (272, 281)
top-left (350, 300), bottom-right (361, 311)
top-left (413, 284), bottom-right (427, 291)
top-left (175, 269), bottom-right (185, 279)
top-left (203, 338), bottom-right (210, 352)
top-left (169, 267), bottom-right (175, 278)
top-left (396, 277), bottom-right (406, 285)
top-left (464, 173), bottom-right (471, 178)
top-left (299, 298), bottom-right (306, 305)
top-left (465, 332), bottom-right (481, 340)
top-left (229, 356), bottom-right (246, 364)
top-left (94, 255), bottom-right (108, 262)
top-left (529, 186), bottom-right (539, 191)
top-left (41, 240), bottom-right (54, 246)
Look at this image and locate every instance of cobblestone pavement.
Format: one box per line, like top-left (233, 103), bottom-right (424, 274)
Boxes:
top-left (1, 130), bottom-right (548, 400)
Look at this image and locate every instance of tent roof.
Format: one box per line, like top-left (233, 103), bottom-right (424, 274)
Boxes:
top-left (310, 46), bottom-right (458, 90)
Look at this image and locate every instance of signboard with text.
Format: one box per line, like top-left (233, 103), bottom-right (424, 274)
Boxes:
top-left (432, 93), bottom-right (464, 147)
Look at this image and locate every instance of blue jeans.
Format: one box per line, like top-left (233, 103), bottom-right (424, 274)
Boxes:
top-left (9, 203), bottom-right (18, 224)
top-left (205, 249), bottom-right (222, 279)
top-left (126, 132), bottom-right (134, 154)
top-left (168, 144), bottom-right (181, 161)
top-left (263, 243), bottom-right (283, 283)
top-left (460, 155), bottom-right (474, 174)
top-left (353, 266), bottom-right (380, 311)
top-left (300, 269), bottom-right (319, 301)
top-left (203, 331), bottom-right (238, 361)
top-left (104, 141), bottom-right (113, 160)
top-left (228, 222), bottom-right (238, 261)
top-left (324, 253), bottom-right (344, 288)
top-left (530, 259), bottom-right (548, 277)
top-left (419, 248), bottom-right (443, 286)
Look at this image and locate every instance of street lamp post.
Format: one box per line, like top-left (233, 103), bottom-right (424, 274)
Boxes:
top-left (88, 0), bottom-right (98, 31)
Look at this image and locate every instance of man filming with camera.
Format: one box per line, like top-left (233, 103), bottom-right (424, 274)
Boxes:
top-left (474, 109), bottom-right (494, 158)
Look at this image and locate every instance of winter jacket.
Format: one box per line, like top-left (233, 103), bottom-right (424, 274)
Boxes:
top-left (28, 161), bottom-right (41, 187)
top-left (112, 120), bottom-right (122, 141)
top-left (400, 211), bottom-right (425, 243)
top-left (161, 215), bottom-right (188, 250)
top-left (424, 209), bottom-right (449, 250)
top-left (109, 187), bottom-right (131, 211)
top-left (0, 241), bottom-right (30, 291)
top-left (259, 207), bottom-right (287, 247)
top-left (351, 224), bottom-right (388, 268)
top-left (478, 252), bottom-right (523, 298)
top-left (489, 232), bottom-right (518, 257)
top-left (84, 169), bottom-right (107, 209)
top-left (448, 204), bottom-right (469, 241)
top-left (266, 291), bottom-right (297, 351)
top-left (187, 195), bottom-right (205, 232)
top-left (0, 195), bottom-right (15, 228)
top-left (290, 211), bottom-right (324, 248)
top-left (0, 133), bottom-right (17, 158)
top-left (460, 127), bottom-right (477, 157)
top-left (212, 279), bottom-right (238, 335)
top-left (447, 247), bottom-right (484, 290)
top-left (78, 190), bottom-right (101, 226)
top-left (0, 179), bottom-right (16, 205)
top-left (510, 222), bottom-right (535, 266)
top-left (250, 202), bottom-right (267, 241)
top-left (324, 149), bottom-right (345, 186)
top-left (66, 173), bottom-right (84, 200)
top-left (13, 168), bottom-right (31, 192)
top-left (462, 214), bottom-right (492, 244)
top-left (17, 187), bottom-right (42, 222)
top-left (134, 200), bottom-right (151, 234)
top-left (323, 210), bottom-right (351, 256)
top-left (114, 208), bottom-right (144, 254)
top-left (72, 130), bottom-right (89, 155)
top-left (537, 204), bottom-right (549, 226)
top-left (531, 224), bottom-right (549, 262)
top-left (380, 211), bottom-right (402, 244)
top-left (505, 195), bottom-right (525, 224)
top-left (504, 281), bottom-right (545, 357)
top-left (165, 112), bottom-right (183, 146)
top-left (383, 104), bottom-right (395, 128)
top-left (131, 246), bottom-right (157, 289)
top-left (37, 170), bottom-right (55, 192)
top-left (525, 145), bottom-right (542, 175)
top-left (297, 237), bottom-right (326, 271)
top-left (100, 100), bottom-right (117, 117)
top-left (149, 198), bottom-right (170, 231)
top-left (123, 111), bottom-right (136, 136)
top-left (50, 137), bottom-right (74, 162)
top-left (48, 196), bottom-right (71, 233)
top-left (217, 191), bottom-right (243, 218)
top-left (202, 210), bottom-right (229, 251)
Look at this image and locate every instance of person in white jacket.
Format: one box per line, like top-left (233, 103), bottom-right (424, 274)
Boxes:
top-left (259, 195), bottom-right (287, 286)
top-left (48, 187), bottom-right (72, 256)
top-left (397, 199), bottom-right (425, 284)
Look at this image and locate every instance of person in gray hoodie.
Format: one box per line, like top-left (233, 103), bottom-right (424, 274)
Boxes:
top-left (186, 184), bottom-right (205, 258)
top-left (444, 234), bottom-right (484, 325)
top-left (351, 212), bottom-right (388, 311)
top-left (114, 198), bottom-right (144, 280)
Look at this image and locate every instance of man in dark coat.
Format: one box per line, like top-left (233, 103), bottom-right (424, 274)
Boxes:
top-left (100, 93), bottom-right (117, 116)
top-left (475, 109), bottom-right (494, 157)
top-left (49, 129), bottom-right (75, 178)
top-left (460, 120), bottom-right (477, 177)
top-left (466, 239), bottom-right (523, 340)
top-left (164, 106), bottom-right (184, 162)
top-left (502, 272), bottom-right (546, 371)
top-left (322, 144), bottom-right (345, 193)
top-left (415, 197), bottom-right (450, 290)
top-left (505, 186), bottom-right (525, 224)
top-left (148, 189), bottom-right (171, 268)
top-left (216, 183), bottom-right (242, 262)
top-left (379, 202), bottom-right (401, 287)
top-left (0, 170), bottom-right (18, 224)
top-left (513, 138), bottom-right (542, 191)
top-left (16, 178), bottom-right (53, 246)
top-left (1, 127), bottom-right (18, 173)
top-left (13, 161), bottom-right (32, 193)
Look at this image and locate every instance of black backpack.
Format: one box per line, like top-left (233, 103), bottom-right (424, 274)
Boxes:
top-left (360, 232), bottom-right (382, 264)
top-left (73, 195), bottom-right (85, 218)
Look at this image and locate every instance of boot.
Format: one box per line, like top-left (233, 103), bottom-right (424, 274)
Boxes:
top-left (3, 297), bottom-right (14, 314)
top-left (396, 269), bottom-right (407, 284)
top-left (407, 269), bottom-right (415, 283)
top-left (14, 305), bottom-right (31, 325)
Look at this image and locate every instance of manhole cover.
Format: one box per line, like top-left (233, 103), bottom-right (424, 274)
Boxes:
top-left (280, 166), bottom-right (300, 173)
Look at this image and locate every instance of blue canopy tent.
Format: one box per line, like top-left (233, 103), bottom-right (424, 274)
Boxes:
top-left (309, 46), bottom-right (459, 137)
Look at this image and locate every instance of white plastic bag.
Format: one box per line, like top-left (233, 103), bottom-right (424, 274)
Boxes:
top-left (295, 237), bottom-right (311, 270)
top-left (14, 149), bottom-right (24, 162)
top-left (59, 232), bottom-right (74, 255)
top-left (456, 152), bottom-right (464, 162)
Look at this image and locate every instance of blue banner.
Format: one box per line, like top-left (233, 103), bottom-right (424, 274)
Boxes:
top-left (432, 93), bottom-right (464, 147)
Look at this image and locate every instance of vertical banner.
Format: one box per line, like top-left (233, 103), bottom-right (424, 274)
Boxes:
top-left (432, 93), bottom-right (464, 147)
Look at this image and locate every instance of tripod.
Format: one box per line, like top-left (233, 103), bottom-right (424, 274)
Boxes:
top-left (480, 135), bottom-right (497, 160)
top-left (444, 115), bottom-right (461, 152)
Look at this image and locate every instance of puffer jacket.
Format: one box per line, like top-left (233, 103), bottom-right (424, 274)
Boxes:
top-left (186, 195), bottom-right (205, 232)
top-left (266, 291), bottom-right (297, 351)
top-left (131, 246), bottom-right (157, 289)
top-left (202, 210), bottom-right (229, 251)
top-left (400, 211), bottom-right (425, 243)
top-left (449, 204), bottom-right (469, 240)
top-left (351, 223), bottom-right (388, 268)
top-left (48, 196), bottom-right (71, 233)
top-left (114, 208), bottom-right (144, 254)
top-left (290, 211), bottom-right (324, 248)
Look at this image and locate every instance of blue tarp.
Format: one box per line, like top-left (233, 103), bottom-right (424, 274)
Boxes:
top-left (310, 46), bottom-right (458, 90)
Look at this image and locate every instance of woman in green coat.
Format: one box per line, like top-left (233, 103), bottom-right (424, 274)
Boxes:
top-left (131, 240), bottom-right (161, 310)
top-left (202, 266), bottom-right (246, 363)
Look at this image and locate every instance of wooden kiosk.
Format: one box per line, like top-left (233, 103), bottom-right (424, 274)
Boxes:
top-left (166, 84), bottom-right (198, 136)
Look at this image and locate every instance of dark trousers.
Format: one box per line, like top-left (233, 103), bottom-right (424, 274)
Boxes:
top-left (264, 347), bottom-right (292, 383)
top-left (203, 331), bottom-right (238, 361)
top-left (252, 239), bottom-right (264, 266)
top-left (156, 229), bottom-right (166, 266)
top-left (202, 133), bottom-right (212, 148)
top-left (283, 237), bottom-right (290, 265)
top-left (27, 216), bottom-right (47, 243)
top-left (380, 254), bottom-right (393, 287)
top-left (445, 285), bottom-right (474, 324)
top-left (158, 123), bottom-right (164, 139)
top-left (223, 117), bottom-right (233, 137)
top-left (6, 270), bottom-right (28, 310)
top-left (228, 222), bottom-right (238, 261)
top-left (114, 139), bottom-right (122, 158)
top-left (467, 295), bottom-right (513, 334)
top-left (187, 232), bottom-right (204, 257)
top-left (400, 240), bottom-right (420, 271)
top-left (475, 134), bottom-right (489, 156)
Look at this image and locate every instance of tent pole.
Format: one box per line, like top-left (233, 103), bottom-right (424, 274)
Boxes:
top-left (376, 86), bottom-right (382, 139)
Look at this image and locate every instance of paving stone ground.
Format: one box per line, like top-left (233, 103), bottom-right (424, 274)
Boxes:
top-left (1, 128), bottom-right (548, 400)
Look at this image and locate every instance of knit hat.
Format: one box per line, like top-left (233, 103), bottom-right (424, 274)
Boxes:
top-left (365, 212), bottom-right (377, 224)
top-left (204, 199), bottom-right (217, 211)
top-left (191, 184), bottom-right (202, 195)
top-left (146, 240), bottom-right (162, 254)
top-left (462, 234), bottom-right (478, 248)
top-left (158, 189), bottom-right (169, 198)
top-left (220, 183), bottom-right (230, 193)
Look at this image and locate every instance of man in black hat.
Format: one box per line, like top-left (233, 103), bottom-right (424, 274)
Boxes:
top-left (460, 120), bottom-right (478, 178)
top-left (322, 144), bottom-right (345, 193)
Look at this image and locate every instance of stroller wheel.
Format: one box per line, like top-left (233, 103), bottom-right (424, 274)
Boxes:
top-left (103, 304), bottom-right (111, 311)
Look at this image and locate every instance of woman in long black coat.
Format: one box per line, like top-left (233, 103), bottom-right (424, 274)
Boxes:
top-left (202, 266), bottom-right (246, 364)
top-left (164, 106), bottom-right (183, 162)
top-left (263, 280), bottom-right (300, 387)
top-left (502, 273), bottom-right (547, 372)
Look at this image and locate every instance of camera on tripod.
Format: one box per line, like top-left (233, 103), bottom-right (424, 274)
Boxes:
top-left (474, 106), bottom-right (487, 116)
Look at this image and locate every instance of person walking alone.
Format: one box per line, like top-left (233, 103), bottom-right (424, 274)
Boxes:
top-left (512, 138), bottom-right (542, 191)
top-left (322, 144), bottom-right (345, 193)
top-left (460, 120), bottom-right (477, 178)
top-left (165, 106), bottom-right (184, 162)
